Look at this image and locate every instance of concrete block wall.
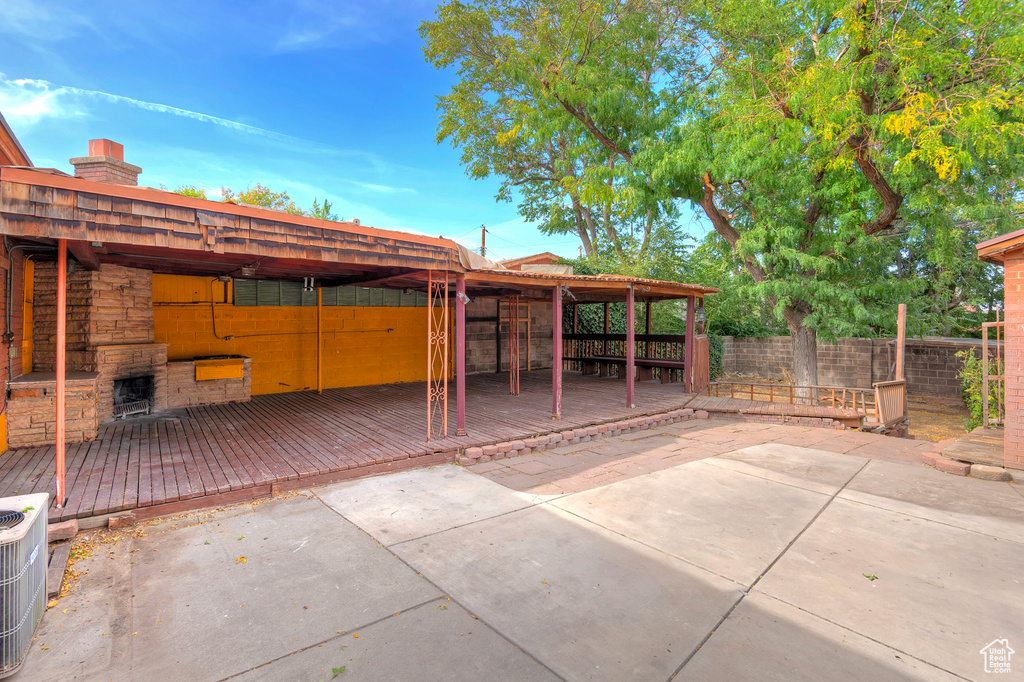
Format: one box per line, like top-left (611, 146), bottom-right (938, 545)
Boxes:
top-left (722, 335), bottom-right (989, 396)
top-left (465, 299), bottom-right (553, 375)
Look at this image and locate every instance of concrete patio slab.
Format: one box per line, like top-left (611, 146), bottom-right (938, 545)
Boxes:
top-left (17, 531), bottom-right (135, 682)
top-left (392, 504), bottom-right (743, 682)
top-left (237, 598), bottom-right (558, 682)
top-left (316, 465), bottom-right (540, 545)
top-left (679, 592), bottom-right (960, 682)
top-left (129, 494), bottom-right (441, 681)
top-left (839, 459), bottom-right (1024, 544)
top-left (755, 497), bottom-right (1024, 680)
top-left (705, 443), bottom-right (867, 495)
top-left (552, 460), bottom-right (832, 585)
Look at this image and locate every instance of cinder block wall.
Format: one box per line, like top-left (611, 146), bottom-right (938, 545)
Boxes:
top-left (465, 298), bottom-right (553, 375)
top-left (722, 335), bottom-right (986, 396)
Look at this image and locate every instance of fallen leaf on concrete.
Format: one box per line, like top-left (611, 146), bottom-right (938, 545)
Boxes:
top-left (236, 556), bottom-right (246, 564)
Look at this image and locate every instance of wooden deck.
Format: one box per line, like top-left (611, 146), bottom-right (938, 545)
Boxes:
top-left (687, 395), bottom-right (865, 426)
top-left (0, 370), bottom-right (697, 523)
top-left (942, 427), bottom-right (1004, 467)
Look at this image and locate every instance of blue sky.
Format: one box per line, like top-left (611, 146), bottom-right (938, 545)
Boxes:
top-left (0, 0), bottom-right (610, 260)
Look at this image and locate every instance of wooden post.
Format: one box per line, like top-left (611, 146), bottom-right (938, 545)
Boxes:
top-left (55, 239), bottom-right (67, 508)
top-left (896, 302), bottom-right (907, 416)
top-left (456, 275), bottom-right (467, 435)
top-left (645, 301), bottom-right (651, 334)
top-left (316, 287), bottom-right (322, 394)
top-left (895, 303), bottom-right (906, 380)
top-left (526, 301), bottom-right (531, 371)
top-left (552, 285), bottom-right (562, 419)
top-left (603, 302), bottom-right (610, 355)
top-left (626, 286), bottom-right (635, 408)
top-left (684, 295), bottom-right (696, 392)
top-left (494, 300), bottom-right (501, 373)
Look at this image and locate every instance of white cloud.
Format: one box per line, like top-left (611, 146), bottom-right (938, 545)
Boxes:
top-left (0, 0), bottom-right (97, 43)
top-left (351, 181), bottom-right (417, 194)
top-left (271, 0), bottom-right (437, 53)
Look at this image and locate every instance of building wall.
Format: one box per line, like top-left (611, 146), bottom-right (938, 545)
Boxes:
top-left (32, 262), bottom-right (153, 371)
top-left (1003, 248), bottom-right (1024, 470)
top-left (722, 335), bottom-right (988, 396)
top-left (0, 244), bottom-right (26, 449)
top-left (464, 298), bottom-right (554, 374)
top-left (153, 274), bottom-right (430, 395)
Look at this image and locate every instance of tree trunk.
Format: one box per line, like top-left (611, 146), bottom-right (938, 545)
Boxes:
top-left (790, 321), bottom-right (818, 403)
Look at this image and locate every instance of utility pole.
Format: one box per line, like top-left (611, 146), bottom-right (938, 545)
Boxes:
top-left (480, 225), bottom-right (486, 258)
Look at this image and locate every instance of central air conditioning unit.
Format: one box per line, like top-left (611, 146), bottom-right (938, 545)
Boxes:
top-left (0, 493), bottom-right (49, 679)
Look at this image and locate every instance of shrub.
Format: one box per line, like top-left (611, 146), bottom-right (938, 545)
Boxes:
top-left (708, 332), bottom-right (724, 381)
top-left (956, 348), bottom-right (1003, 431)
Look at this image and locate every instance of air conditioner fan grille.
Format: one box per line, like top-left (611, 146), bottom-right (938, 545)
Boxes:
top-left (0, 510), bottom-right (25, 530)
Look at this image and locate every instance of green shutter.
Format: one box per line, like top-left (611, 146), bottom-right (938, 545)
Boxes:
top-left (233, 279), bottom-right (258, 306)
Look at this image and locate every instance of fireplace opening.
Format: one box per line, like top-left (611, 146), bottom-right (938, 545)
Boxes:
top-left (112, 375), bottom-right (154, 419)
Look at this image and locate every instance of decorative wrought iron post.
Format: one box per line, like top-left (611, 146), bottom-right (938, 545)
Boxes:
top-left (455, 275), bottom-right (467, 436)
top-left (427, 271), bottom-right (449, 440)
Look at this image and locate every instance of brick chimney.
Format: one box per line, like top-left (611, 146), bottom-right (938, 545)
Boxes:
top-left (70, 139), bottom-right (142, 185)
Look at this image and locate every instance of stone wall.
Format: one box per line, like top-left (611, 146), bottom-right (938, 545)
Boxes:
top-left (5, 373), bottom-right (98, 448)
top-left (91, 344), bottom-right (168, 423)
top-left (722, 335), bottom-right (991, 396)
top-left (166, 359), bottom-right (252, 409)
top-left (33, 262), bottom-right (153, 371)
top-left (0, 242), bottom-right (26, 432)
top-left (465, 299), bottom-right (553, 374)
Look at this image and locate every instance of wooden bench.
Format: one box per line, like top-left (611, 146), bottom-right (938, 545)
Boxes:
top-left (567, 355), bottom-right (686, 383)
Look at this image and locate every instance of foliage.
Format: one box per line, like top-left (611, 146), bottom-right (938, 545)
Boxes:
top-left (310, 198), bottom-right (339, 221)
top-left (956, 348), bottom-right (1003, 431)
top-left (423, 0), bottom-right (1024, 384)
top-left (707, 332), bottom-right (724, 381)
top-left (212, 184), bottom-right (342, 221)
top-left (222, 183), bottom-right (306, 215)
top-left (173, 185), bottom-right (207, 199)
top-left (420, 0), bottom-right (696, 262)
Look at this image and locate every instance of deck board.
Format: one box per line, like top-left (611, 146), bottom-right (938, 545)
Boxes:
top-left (2, 370), bottom-right (706, 523)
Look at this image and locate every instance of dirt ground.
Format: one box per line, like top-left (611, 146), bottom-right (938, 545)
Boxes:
top-left (715, 373), bottom-right (968, 443)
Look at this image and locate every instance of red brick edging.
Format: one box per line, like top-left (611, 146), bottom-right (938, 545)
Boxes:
top-left (458, 408), bottom-right (699, 466)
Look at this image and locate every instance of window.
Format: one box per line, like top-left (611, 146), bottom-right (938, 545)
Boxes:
top-left (233, 279), bottom-right (431, 307)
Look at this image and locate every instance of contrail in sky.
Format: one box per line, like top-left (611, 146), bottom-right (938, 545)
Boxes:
top-left (2, 75), bottom-right (292, 141)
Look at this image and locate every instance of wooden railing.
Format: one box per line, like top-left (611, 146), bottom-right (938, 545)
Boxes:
top-left (562, 333), bottom-right (710, 391)
top-left (563, 333), bottom-right (686, 369)
top-left (707, 379), bottom-right (908, 429)
top-left (982, 319), bottom-right (1005, 426)
top-left (872, 379), bottom-right (907, 427)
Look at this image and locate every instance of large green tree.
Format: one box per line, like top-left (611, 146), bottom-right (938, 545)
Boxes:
top-left (423, 0), bottom-right (1024, 386)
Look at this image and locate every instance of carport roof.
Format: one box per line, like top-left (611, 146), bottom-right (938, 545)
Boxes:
top-left (0, 165), bottom-right (717, 300)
